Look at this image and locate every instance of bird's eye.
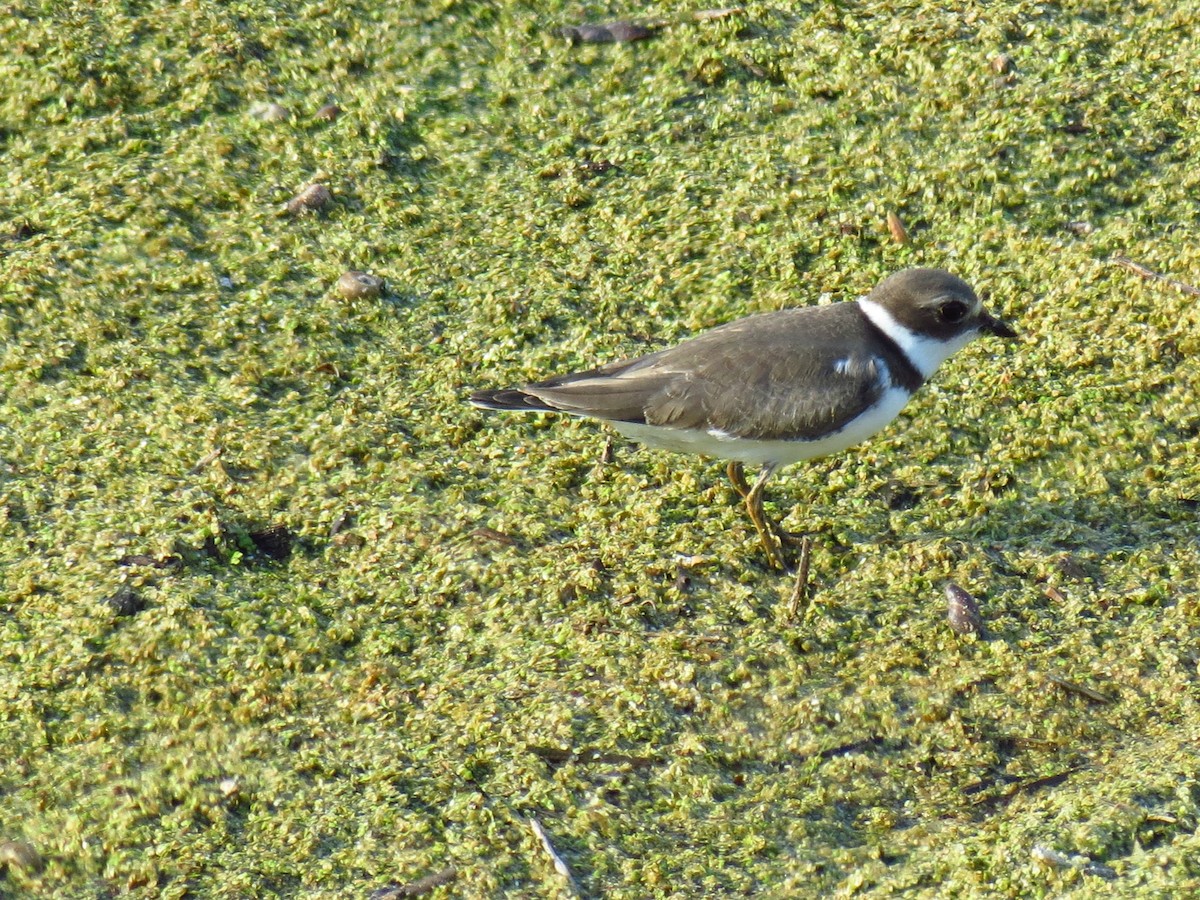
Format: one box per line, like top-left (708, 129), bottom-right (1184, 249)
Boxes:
top-left (938, 300), bottom-right (968, 323)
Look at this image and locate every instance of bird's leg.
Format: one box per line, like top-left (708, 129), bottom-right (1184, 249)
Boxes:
top-left (727, 461), bottom-right (798, 571)
top-left (744, 472), bottom-right (815, 607)
top-left (741, 463), bottom-right (790, 571)
top-left (726, 460), bottom-right (751, 499)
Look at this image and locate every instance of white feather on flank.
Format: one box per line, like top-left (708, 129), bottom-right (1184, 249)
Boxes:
top-left (857, 297), bottom-right (979, 379)
top-left (609, 382), bottom-right (914, 467)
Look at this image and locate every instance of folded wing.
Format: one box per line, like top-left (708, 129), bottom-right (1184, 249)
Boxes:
top-left (473, 305), bottom-right (892, 442)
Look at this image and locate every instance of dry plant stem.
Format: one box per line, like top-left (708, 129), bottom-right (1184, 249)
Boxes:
top-left (529, 818), bottom-right (583, 898)
top-left (1045, 673), bottom-right (1113, 704)
top-left (786, 536), bottom-right (813, 619)
top-left (1111, 255), bottom-right (1200, 296)
top-left (373, 866), bottom-right (459, 899)
top-left (187, 447), bottom-right (222, 475)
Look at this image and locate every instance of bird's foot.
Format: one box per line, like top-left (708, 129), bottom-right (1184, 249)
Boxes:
top-left (773, 526), bottom-right (809, 547)
top-left (755, 529), bottom-right (791, 572)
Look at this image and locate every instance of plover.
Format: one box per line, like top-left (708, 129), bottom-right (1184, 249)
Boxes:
top-left (470, 268), bottom-right (1016, 569)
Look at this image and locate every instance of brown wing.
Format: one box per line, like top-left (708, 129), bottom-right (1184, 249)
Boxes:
top-left (643, 345), bottom-right (887, 441)
top-left (517, 304), bottom-right (892, 440)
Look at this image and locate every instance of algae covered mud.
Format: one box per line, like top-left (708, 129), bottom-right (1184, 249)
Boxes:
top-left (2, 1), bottom-right (1199, 896)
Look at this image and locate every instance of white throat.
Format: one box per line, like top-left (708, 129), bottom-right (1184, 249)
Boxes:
top-left (857, 297), bottom-right (977, 379)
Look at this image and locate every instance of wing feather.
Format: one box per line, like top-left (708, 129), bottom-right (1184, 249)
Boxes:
top-left (515, 304), bottom-right (893, 440)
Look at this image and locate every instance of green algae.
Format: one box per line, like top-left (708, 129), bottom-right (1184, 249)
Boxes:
top-left (2, 0), bottom-right (1200, 896)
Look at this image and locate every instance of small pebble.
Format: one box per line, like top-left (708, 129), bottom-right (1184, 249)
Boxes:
top-left (103, 585), bottom-right (145, 617)
top-left (332, 531), bottom-right (366, 549)
top-left (945, 582), bottom-right (985, 636)
top-left (1081, 860), bottom-right (1118, 880)
top-left (673, 567), bottom-right (693, 593)
top-left (248, 101), bottom-right (291, 122)
top-left (337, 270), bottom-right (384, 301)
top-left (1032, 844), bottom-right (1071, 869)
top-left (248, 524), bottom-right (294, 561)
top-left (990, 53), bottom-right (1015, 74)
top-left (286, 183), bottom-right (332, 216)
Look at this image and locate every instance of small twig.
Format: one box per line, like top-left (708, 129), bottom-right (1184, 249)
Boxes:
top-left (970, 767), bottom-right (1081, 809)
top-left (1043, 584), bottom-right (1067, 604)
top-left (694, 7), bottom-right (745, 21)
top-left (529, 818), bottom-right (582, 898)
top-left (187, 447), bottom-right (223, 475)
top-left (372, 866), bottom-right (459, 899)
top-left (817, 735), bottom-right (890, 760)
top-left (786, 536), bottom-right (813, 620)
top-left (528, 745), bottom-right (659, 768)
top-left (600, 436), bottom-right (614, 465)
top-left (1111, 255), bottom-right (1200, 296)
top-left (469, 526), bottom-right (522, 548)
top-left (591, 436), bottom-right (615, 479)
top-left (1045, 673), bottom-right (1113, 704)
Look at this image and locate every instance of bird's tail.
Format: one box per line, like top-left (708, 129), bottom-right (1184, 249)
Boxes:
top-left (468, 389), bottom-right (557, 413)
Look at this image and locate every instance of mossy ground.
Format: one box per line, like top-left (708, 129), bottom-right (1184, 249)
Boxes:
top-left (2, 1), bottom-right (1200, 896)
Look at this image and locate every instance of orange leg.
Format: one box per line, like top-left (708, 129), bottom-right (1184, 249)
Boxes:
top-left (727, 461), bottom-right (789, 570)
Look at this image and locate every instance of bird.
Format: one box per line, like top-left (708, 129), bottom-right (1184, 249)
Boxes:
top-left (469, 268), bottom-right (1016, 570)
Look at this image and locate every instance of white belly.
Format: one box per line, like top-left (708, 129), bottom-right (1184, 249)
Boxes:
top-left (609, 387), bottom-right (913, 467)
